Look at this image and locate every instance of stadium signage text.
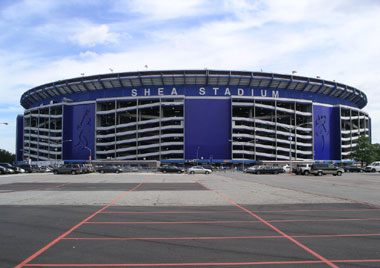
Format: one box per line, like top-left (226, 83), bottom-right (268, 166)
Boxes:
top-left (129, 86), bottom-right (280, 98)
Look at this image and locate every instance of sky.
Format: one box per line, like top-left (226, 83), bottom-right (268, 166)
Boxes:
top-left (1, 0), bottom-right (380, 153)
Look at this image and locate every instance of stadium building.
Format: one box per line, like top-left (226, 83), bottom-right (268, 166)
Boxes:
top-left (16, 70), bottom-right (371, 165)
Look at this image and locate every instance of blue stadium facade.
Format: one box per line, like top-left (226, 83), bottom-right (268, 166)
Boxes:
top-left (16, 70), bottom-right (371, 164)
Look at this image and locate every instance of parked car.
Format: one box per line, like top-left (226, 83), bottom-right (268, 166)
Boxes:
top-left (0, 165), bottom-right (8, 174)
top-left (30, 165), bottom-right (41, 172)
top-left (246, 165), bottom-right (282, 174)
top-left (159, 165), bottom-right (184, 174)
top-left (2, 167), bottom-right (15, 174)
top-left (15, 164), bottom-right (33, 173)
top-left (365, 161), bottom-right (380, 172)
top-left (122, 166), bottom-right (139, 172)
top-left (245, 166), bottom-right (259, 173)
top-left (39, 166), bottom-right (53, 173)
top-left (273, 166), bottom-right (285, 174)
top-left (295, 164), bottom-right (312, 175)
top-left (202, 165), bottom-right (214, 171)
top-left (53, 164), bottom-right (82, 175)
top-left (96, 165), bottom-right (123, 173)
top-left (343, 165), bottom-right (364, 173)
top-left (187, 166), bottom-right (212, 174)
top-left (80, 164), bottom-right (94, 173)
top-left (283, 165), bottom-right (291, 173)
top-left (310, 163), bottom-right (344, 176)
top-left (0, 163), bottom-right (21, 173)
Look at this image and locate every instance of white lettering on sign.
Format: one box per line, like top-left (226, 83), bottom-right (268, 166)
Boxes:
top-left (171, 87), bottom-right (178, 95)
top-left (272, 90), bottom-right (279, 98)
top-left (123, 87), bottom-right (281, 98)
top-left (144, 88), bottom-right (150, 96)
top-left (132, 89), bottom-right (137, 97)
top-left (199, 87), bottom-right (206, 95)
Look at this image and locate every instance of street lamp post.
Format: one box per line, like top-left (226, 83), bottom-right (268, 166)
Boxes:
top-left (84, 146), bottom-right (92, 162)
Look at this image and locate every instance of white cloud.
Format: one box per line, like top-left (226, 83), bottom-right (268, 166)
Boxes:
top-left (69, 24), bottom-right (120, 47)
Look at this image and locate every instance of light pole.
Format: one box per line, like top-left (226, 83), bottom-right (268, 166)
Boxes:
top-left (84, 146), bottom-right (92, 162)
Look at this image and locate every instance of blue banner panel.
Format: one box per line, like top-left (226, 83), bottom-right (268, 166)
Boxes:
top-left (16, 115), bottom-right (24, 162)
top-left (185, 99), bottom-right (231, 161)
top-left (32, 85), bottom-right (359, 109)
top-left (313, 105), bottom-right (341, 160)
top-left (63, 104), bottom-right (95, 161)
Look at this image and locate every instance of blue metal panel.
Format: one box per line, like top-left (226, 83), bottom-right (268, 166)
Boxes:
top-left (313, 105), bottom-right (341, 160)
top-left (184, 99), bottom-right (231, 161)
top-left (16, 115), bottom-right (24, 162)
top-left (62, 105), bottom-right (73, 160)
top-left (63, 104), bottom-right (95, 161)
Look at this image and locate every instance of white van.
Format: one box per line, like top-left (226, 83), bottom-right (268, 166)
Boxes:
top-left (365, 161), bottom-right (380, 172)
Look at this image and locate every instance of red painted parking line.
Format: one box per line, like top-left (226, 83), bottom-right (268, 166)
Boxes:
top-left (253, 208), bottom-right (380, 213)
top-left (100, 210), bottom-right (243, 214)
top-left (15, 178), bottom-right (151, 268)
top-left (63, 235), bottom-right (283, 240)
top-left (85, 220), bottom-right (259, 224)
top-left (293, 233), bottom-right (380, 238)
top-left (84, 217), bottom-right (380, 224)
top-left (332, 259), bottom-right (380, 263)
top-left (63, 233), bottom-right (380, 241)
top-left (101, 208), bottom-right (380, 214)
top-left (269, 217), bottom-right (380, 223)
top-left (23, 260), bottom-right (325, 266)
top-left (190, 178), bottom-right (339, 268)
top-left (54, 182), bottom-right (72, 188)
top-left (22, 259), bottom-right (380, 266)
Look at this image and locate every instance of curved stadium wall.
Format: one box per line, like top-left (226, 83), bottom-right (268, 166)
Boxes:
top-left (16, 70), bottom-right (371, 164)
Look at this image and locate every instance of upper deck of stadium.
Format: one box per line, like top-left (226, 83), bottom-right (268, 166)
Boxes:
top-left (20, 70), bottom-right (367, 109)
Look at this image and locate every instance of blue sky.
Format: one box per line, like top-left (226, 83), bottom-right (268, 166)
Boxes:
top-left (1, 0), bottom-right (380, 153)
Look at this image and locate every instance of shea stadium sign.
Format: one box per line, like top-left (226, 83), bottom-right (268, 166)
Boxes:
top-left (126, 86), bottom-right (281, 98)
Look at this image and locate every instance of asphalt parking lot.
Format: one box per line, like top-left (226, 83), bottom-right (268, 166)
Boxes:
top-left (1, 171), bottom-right (380, 267)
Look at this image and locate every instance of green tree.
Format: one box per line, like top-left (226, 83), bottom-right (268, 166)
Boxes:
top-left (373, 143), bottom-right (380, 161)
top-left (350, 135), bottom-right (376, 167)
top-left (0, 149), bottom-right (15, 164)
